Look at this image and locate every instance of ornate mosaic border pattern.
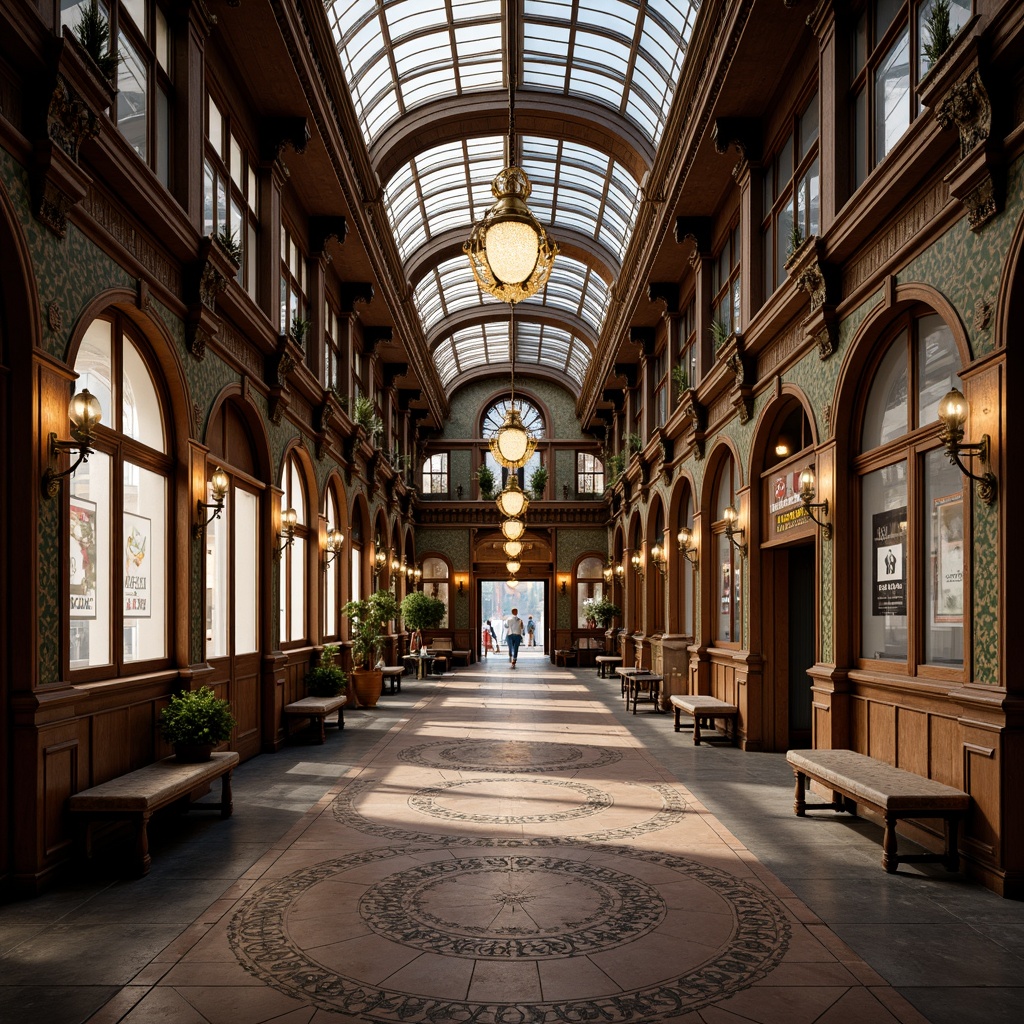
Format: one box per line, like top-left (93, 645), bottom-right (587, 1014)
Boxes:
top-left (228, 842), bottom-right (791, 1023)
top-left (396, 738), bottom-right (624, 773)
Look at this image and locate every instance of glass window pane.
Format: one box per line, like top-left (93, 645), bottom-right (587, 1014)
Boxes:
top-left (117, 29), bottom-right (147, 161)
top-left (351, 546), bottom-right (362, 604)
top-left (924, 449), bottom-right (963, 666)
top-left (861, 336), bottom-right (909, 450)
top-left (874, 28), bottom-right (910, 163)
top-left (235, 488), bottom-right (258, 654)
top-left (123, 464), bottom-right (166, 663)
top-left (860, 461), bottom-right (908, 662)
top-left (74, 319), bottom-right (114, 426)
top-left (122, 338), bottom-right (166, 452)
top-left (716, 535), bottom-right (734, 643)
top-left (205, 487), bottom-right (228, 659)
top-left (289, 537), bottom-right (305, 642)
top-left (916, 314), bottom-right (958, 427)
top-left (69, 452), bottom-right (112, 669)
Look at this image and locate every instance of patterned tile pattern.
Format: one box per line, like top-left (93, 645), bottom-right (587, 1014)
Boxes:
top-left (408, 777), bottom-right (613, 824)
top-left (397, 738), bottom-right (623, 772)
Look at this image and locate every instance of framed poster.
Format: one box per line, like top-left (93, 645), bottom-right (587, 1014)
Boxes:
top-left (70, 496), bottom-right (98, 619)
top-left (123, 512), bottom-right (152, 618)
top-left (933, 493), bottom-right (963, 624)
top-left (872, 507), bottom-right (906, 616)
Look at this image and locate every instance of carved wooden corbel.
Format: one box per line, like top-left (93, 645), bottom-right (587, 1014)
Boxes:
top-left (679, 389), bottom-right (707, 460)
top-left (721, 334), bottom-right (754, 424)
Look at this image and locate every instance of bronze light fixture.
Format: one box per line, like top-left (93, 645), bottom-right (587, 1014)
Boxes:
top-left (501, 518), bottom-right (526, 542)
top-left (43, 388), bottom-right (103, 498)
top-left (325, 526), bottom-right (345, 566)
top-left (630, 548), bottom-right (645, 581)
top-left (937, 387), bottom-right (997, 505)
top-left (676, 526), bottom-right (699, 568)
top-left (798, 467), bottom-right (833, 540)
top-left (650, 541), bottom-right (667, 577)
top-left (194, 467), bottom-right (229, 539)
top-left (276, 507), bottom-right (297, 555)
top-left (723, 505), bottom-right (747, 557)
top-left (496, 476), bottom-right (529, 519)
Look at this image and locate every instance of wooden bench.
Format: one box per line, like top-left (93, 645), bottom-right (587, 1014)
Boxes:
top-left (670, 695), bottom-right (739, 746)
top-left (625, 671), bottom-right (663, 714)
top-left (68, 751), bottom-right (238, 877)
top-left (787, 748), bottom-right (970, 874)
top-left (283, 694), bottom-right (347, 744)
top-left (595, 654), bottom-right (622, 678)
top-left (431, 638), bottom-right (471, 666)
top-left (554, 647), bottom-right (577, 667)
top-left (382, 666), bottom-right (404, 694)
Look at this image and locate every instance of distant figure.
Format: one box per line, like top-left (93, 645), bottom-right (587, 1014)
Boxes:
top-left (482, 622), bottom-right (493, 656)
top-left (488, 619), bottom-right (500, 652)
top-left (505, 608), bottom-right (525, 668)
top-left (526, 615), bottom-right (536, 646)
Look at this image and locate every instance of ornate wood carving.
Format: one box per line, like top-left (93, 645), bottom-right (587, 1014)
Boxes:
top-left (679, 389), bottom-right (708, 460)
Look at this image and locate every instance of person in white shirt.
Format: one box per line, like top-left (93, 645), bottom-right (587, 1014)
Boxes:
top-left (504, 608), bottom-right (524, 668)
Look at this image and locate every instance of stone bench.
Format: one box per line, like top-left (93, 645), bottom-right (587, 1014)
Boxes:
top-left (670, 695), bottom-right (739, 746)
top-left (382, 666), bottom-right (404, 694)
top-left (595, 655), bottom-right (622, 678)
top-left (787, 748), bottom-right (970, 874)
top-left (68, 751), bottom-right (239, 877)
top-left (283, 694), bottom-right (347, 744)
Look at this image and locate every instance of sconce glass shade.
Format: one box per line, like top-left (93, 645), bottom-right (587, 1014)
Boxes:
top-left (210, 467), bottom-right (229, 503)
top-left (651, 543), bottom-right (663, 564)
top-left (464, 167), bottom-right (558, 304)
top-left (630, 551), bottom-right (643, 574)
top-left (938, 387), bottom-right (969, 447)
top-left (281, 507), bottom-right (297, 532)
top-left (69, 388), bottom-right (103, 442)
top-left (413, 567), bottom-right (422, 583)
top-left (505, 558), bottom-right (521, 575)
top-left (798, 467), bottom-right (817, 504)
top-left (327, 527), bottom-right (344, 554)
top-left (677, 527), bottom-right (692, 551)
top-left (489, 407), bottom-right (537, 469)
top-left (495, 478), bottom-right (529, 518)
top-left (723, 505), bottom-right (739, 531)
top-left (503, 540), bottom-right (523, 558)
top-left (501, 518), bottom-right (526, 541)
top-left (614, 563), bottom-right (624, 578)
top-left (602, 564), bottom-right (613, 583)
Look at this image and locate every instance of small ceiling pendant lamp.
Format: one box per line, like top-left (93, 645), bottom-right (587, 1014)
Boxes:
top-left (503, 539), bottom-right (523, 558)
top-left (489, 306), bottom-right (537, 470)
top-left (506, 577), bottom-right (519, 589)
top-left (495, 476), bottom-right (529, 519)
top-left (501, 518), bottom-right (526, 541)
top-left (463, 13), bottom-right (556, 305)
top-left (505, 558), bottom-right (521, 576)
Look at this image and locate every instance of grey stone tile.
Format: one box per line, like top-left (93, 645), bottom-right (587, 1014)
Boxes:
top-left (898, 986), bottom-right (1024, 1024)
top-left (0, 985), bottom-right (118, 1024)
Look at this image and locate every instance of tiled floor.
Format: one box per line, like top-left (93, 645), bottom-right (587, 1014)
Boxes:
top-left (3, 652), bottom-right (1024, 1023)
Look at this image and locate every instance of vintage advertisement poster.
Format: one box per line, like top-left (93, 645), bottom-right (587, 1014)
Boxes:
top-left (933, 493), bottom-right (963, 624)
top-left (123, 512), bottom-right (152, 618)
top-left (70, 496), bottom-right (98, 619)
top-left (872, 506), bottom-right (907, 616)
top-left (770, 469), bottom-right (809, 534)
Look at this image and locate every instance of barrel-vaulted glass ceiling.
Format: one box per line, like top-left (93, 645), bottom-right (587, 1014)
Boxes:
top-left (325, 0), bottom-right (698, 390)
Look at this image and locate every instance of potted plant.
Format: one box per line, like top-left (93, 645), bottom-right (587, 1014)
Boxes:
top-left (626, 432), bottom-right (644, 455)
top-left (343, 588), bottom-right (400, 707)
top-left (159, 686), bottom-right (235, 763)
top-left (477, 463), bottom-right (496, 499)
top-left (304, 644), bottom-right (346, 697)
top-left (710, 319), bottom-right (730, 355)
top-left (584, 596), bottom-right (621, 630)
top-left (290, 313), bottom-right (310, 347)
top-left (528, 464), bottom-right (548, 499)
top-left (75, 0), bottom-right (119, 83)
top-left (400, 591), bottom-right (446, 634)
top-left (672, 365), bottom-right (689, 401)
top-left (605, 452), bottom-right (625, 488)
top-left (215, 230), bottom-right (242, 269)
top-left (353, 394), bottom-right (383, 442)
top-left (923, 0), bottom-right (954, 71)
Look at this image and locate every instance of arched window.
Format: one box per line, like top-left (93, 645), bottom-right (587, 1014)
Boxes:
top-left (69, 315), bottom-right (170, 675)
top-left (857, 311), bottom-right (963, 671)
top-left (279, 452), bottom-right (309, 646)
top-left (713, 458), bottom-right (742, 647)
top-left (674, 489), bottom-right (696, 636)
top-left (422, 557), bottom-right (450, 626)
top-left (628, 522), bottom-right (643, 633)
top-left (575, 556), bottom-right (604, 627)
top-left (324, 484), bottom-right (344, 639)
top-left (650, 505), bottom-right (665, 630)
top-left (482, 396), bottom-right (545, 490)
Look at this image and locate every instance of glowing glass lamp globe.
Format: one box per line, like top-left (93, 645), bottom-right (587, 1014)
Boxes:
top-left (503, 539), bottom-right (523, 559)
top-left (495, 478), bottom-right (529, 519)
top-left (505, 558), bottom-right (521, 575)
top-left (501, 518), bottom-right (525, 542)
top-left (489, 406), bottom-right (537, 469)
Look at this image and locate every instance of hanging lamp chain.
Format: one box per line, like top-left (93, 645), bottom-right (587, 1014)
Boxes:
top-left (507, 2), bottom-right (516, 163)
top-left (509, 302), bottom-right (515, 404)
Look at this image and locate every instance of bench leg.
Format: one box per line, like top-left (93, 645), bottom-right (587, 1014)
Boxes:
top-left (135, 812), bottom-right (153, 877)
top-left (944, 816), bottom-right (961, 872)
top-left (882, 814), bottom-right (900, 872)
top-left (692, 715), bottom-right (703, 746)
top-left (338, 706), bottom-right (345, 730)
top-left (673, 705), bottom-right (681, 732)
top-left (793, 770), bottom-right (806, 816)
top-left (220, 770), bottom-right (234, 819)
top-left (316, 714), bottom-right (327, 744)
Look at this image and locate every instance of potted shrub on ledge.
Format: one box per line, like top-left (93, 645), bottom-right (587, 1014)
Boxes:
top-left (343, 589), bottom-right (400, 707)
top-left (304, 644), bottom-right (346, 697)
top-left (159, 686), bottom-right (235, 763)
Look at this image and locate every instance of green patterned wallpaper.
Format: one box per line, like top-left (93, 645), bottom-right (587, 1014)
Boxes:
top-left (554, 528), bottom-right (607, 628)
top-left (413, 528), bottom-right (471, 629)
top-left (442, 377), bottom-right (588, 440)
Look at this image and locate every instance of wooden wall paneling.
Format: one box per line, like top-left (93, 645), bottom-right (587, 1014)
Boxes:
top-left (850, 694), bottom-right (869, 750)
top-left (929, 713), bottom-right (962, 787)
top-left (962, 738), bottom-right (999, 858)
top-left (43, 736), bottom-right (78, 863)
top-left (91, 706), bottom-right (133, 785)
top-left (896, 707), bottom-right (929, 776)
top-left (867, 699), bottom-right (896, 760)
top-left (129, 699), bottom-right (157, 769)
top-left (234, 658), bottom-right (261, 761)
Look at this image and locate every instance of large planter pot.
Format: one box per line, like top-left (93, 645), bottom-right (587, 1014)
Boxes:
top-left (174, 742), bottom-right (213, 763)
top-left (351, 668), bottom-right (383, 708)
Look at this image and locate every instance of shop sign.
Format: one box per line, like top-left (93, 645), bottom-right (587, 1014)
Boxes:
top-left (770, 470), bottom-right (809, 534)
top-left (70, 496), bottom-right (98, 619)
top-left (933, 493), bottom-right (963, 624)
top-left (123, 512), bottom-right (151, 617)
top-left (872, 507), bottom-right (906, 616)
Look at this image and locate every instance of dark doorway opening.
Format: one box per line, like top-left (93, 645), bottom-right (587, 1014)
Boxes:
top-left (787, 544), bottom-right (816, 748)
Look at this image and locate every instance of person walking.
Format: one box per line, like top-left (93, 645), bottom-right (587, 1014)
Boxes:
top-left (504, 608), bottom-right (525, 668)
top-left (526, 615), bottom-right (536, 646)
top-left (482, 622), bottom-right (493, 656)
top-left (488, 619), bottom-right (500, 653)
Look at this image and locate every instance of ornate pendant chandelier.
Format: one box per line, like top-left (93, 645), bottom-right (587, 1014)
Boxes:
top-left (495, 476), bottom-right (529, 519)
top-left (501, 518), bottom-right (526, 541)
top-left (505, 558), bottom-right (522, 575)
top-left (464, 13), bottom-right (556, 305)
top-left (503, 539), bottom-right (523, 558)
top-left (489, 304), bottom-right (537, 470)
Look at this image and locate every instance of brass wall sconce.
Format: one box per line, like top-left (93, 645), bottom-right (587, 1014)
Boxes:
top-left (559, 574), bottom-right (570, 595)
top-left (324, 527), bottom-right (344, 566)
top-left (193, 466), bottom-right (229, 539)
top-left (391, 554), bottom-right (403, 576)
top-left (614, 562), bottom-right (625, 586)
top-left (798, 467), bottom-right (833, 540)
top-left (676, 526), bottom-right (699, 568)
top-left (630, 549), bottom-right (645, 581)
top-left (938, 387), bottom-right (997, 505)
top-left (457, 576), bottom-right (466, 596)
top-left (602, 559), bottom-right (613, 584)
top-left (276, 507), bottom-right (297, 555)
top-left (43, 388), bottom-right (103, 498)
top-left (649, 542), bottom-right (667, 577)
top-left (723, 505), bottom-right (747, 557)
top-left (373, 537), bottom-right (387, 579)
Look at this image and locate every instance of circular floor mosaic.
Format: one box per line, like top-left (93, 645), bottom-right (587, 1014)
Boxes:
top-left (228, 843), bottom-right (791, 1024)
top-left (397, 738), bottom-right (624, 773)
top-left (359, 854), bottom-right (664, 957)
top-left (408, 778), bottom-right (612, 825)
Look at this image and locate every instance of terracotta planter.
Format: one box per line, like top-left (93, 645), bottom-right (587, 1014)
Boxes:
top-left (174, 742), bottom-right (213, 763)
top-left (351, 668), bottom-right (383, 708)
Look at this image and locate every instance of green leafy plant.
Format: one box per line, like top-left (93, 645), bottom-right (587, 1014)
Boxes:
top-left (528, 465), bottom-right (548, 499)
top-left (304, 644), bottom-right (346, 697)
top-left (605, 452), bottom-right (625, 487)
top-left (671, 365), bottom-right (689, 400)
top-left (582, 596), bottom-right (621, 629)
top-left (343, 589), bottom-right (400, 668)
top-left (159, 686), bottom-right (235, 747)
top-left (923, 0), bottom-right (954, 68)
top-left (290, 314), bottom-right (310, 346)
top-left (626, 432), bottom-right (644, 455)
top-left (215, 230), bottom-right (242, 266)
top-left (400, 591), bottom-right (446, 632)
top-left (76, 1), bottom-right (118, 82)
top-left (787, 223), bottom-right (804, 260)
top-left (477, 463), bottom-right (495, 499)
top-left (352, 394), bottom-right (383, 439)
top-left (710, 318), bottom-right (730, 354)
